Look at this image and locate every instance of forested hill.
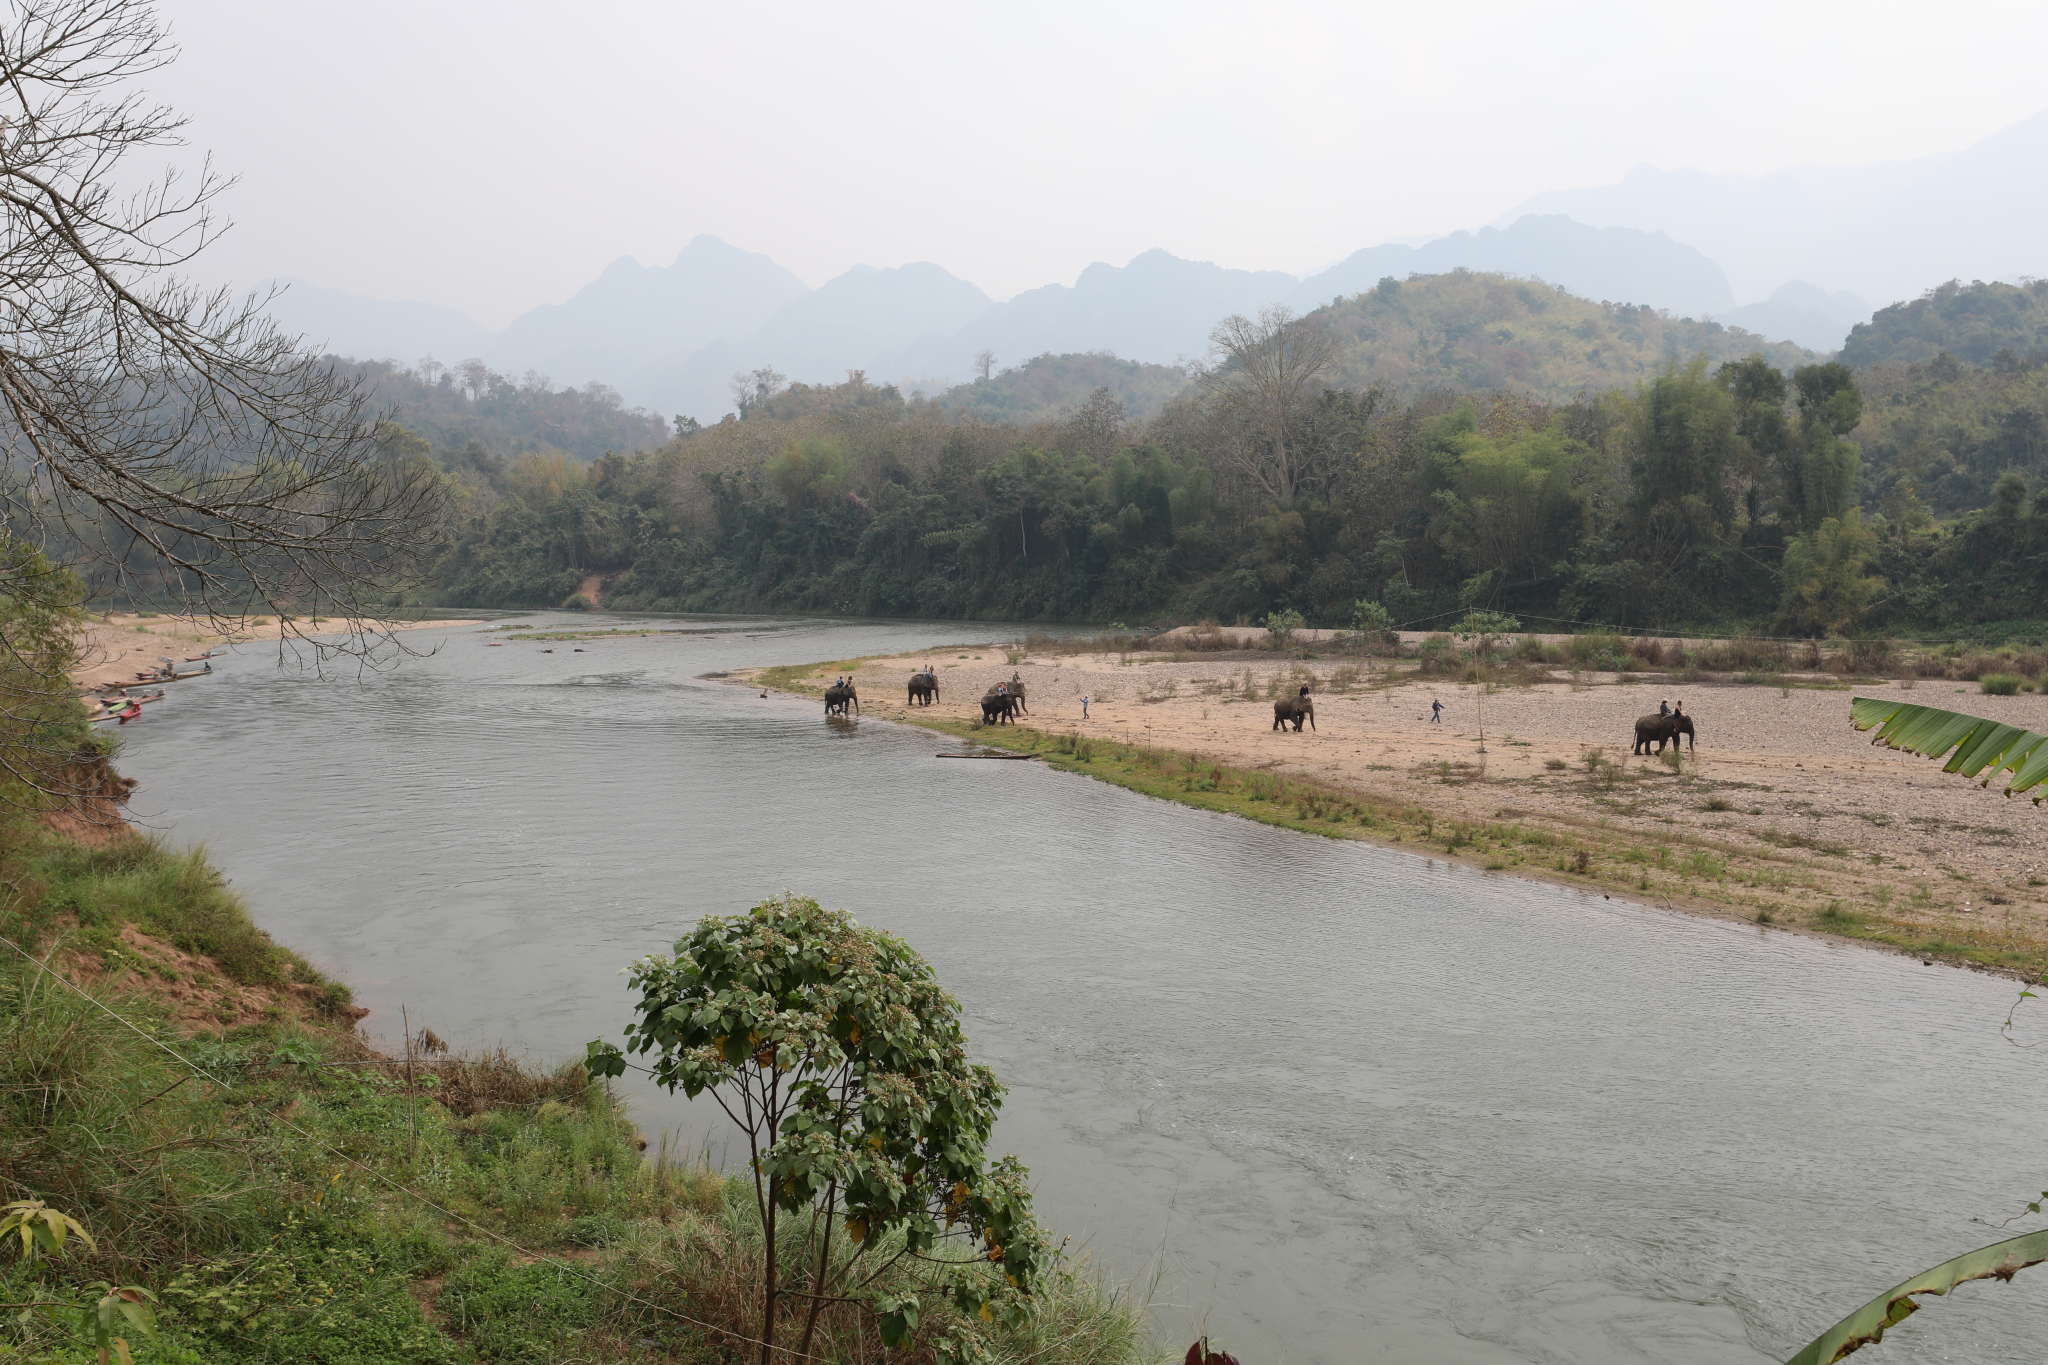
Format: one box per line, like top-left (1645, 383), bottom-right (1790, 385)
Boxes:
top-left (900, 272), bottom-right (1818, 421)
top-left (1321, 272), bottom-right (1816, 400)
top-left (928, 354), bottom-right (1192, 424)
top-left (413, 267), bottom-right (2048, 640)
top-left (332, 358), bottom-right (671, 461)
top-left (1841, 278), bottom-right (2048, 368)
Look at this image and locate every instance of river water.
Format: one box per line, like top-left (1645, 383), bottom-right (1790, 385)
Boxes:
top-left (116, 612), bottom-right (2048, 1363)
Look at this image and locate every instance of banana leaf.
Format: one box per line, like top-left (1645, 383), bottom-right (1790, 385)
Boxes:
top-left (1849, 697), bottom-right (2048, 801)
top-left (1785, 1226), bottom-right (2048, 1364)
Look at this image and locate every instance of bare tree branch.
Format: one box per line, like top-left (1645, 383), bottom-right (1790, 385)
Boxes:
top-left (0, 0), bottom-right (449, 665)
top-left (1199, 304), bottom-right (1339, 504)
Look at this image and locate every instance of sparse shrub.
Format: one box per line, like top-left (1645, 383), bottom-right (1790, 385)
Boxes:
top-left (1846, 637), bottom-right (1896, 673)
top-left (1701, 797), bottom-right (1734, 812)
top-left (1981, 673), bottom-right (2023, 695)
top-left (1263, 608), bottom-right (1306, 651)
top-left (1627, 636), bottom-right (1676, 667)
top-left (1544, 757), bottom-right (1568, 771)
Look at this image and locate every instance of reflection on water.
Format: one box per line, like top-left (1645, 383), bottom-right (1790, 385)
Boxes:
top-left (119, 612), bottom-right (2048, 1363)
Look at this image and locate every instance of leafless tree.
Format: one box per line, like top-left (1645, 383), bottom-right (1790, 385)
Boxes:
top-left (1199, 305), bottom-right (1339, 503)
top-left (0, 0), bottom-right (449, 638)
top-left (456, 357), bottom-right (492, 402)
top-left (973, 348), bottom-right (996, 382)
top-left (0, 0), bottom-right (450, 808)
top-left (728, 365), bottom-right (786, 417)
top-left (417, 355), bottom-right (446, 386)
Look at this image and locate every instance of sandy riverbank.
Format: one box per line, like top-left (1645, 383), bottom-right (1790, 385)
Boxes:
top-left (747, 643), bottom-right (2048, 977)
top-left (72, 612), bottom-right (482, 690)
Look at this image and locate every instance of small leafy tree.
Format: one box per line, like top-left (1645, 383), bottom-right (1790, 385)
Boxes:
top-left (586, 894), bottom-right (1047, 1364)
top-left (1349, 599), bottom-right (1393, 655)
top-left (1453, 611), bottom-right (1519, 753)
top-left (1263, 608), bottom-right (1306, 652)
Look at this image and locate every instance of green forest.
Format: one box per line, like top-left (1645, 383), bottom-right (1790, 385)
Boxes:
top-left (401, 273), bottom-right (2048, 638)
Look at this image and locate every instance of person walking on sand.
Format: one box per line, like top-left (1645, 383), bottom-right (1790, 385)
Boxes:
top-left (1430, 696), bottom-right (1443, 724)
top-left (1081, 694), bottom-right (1090, 719)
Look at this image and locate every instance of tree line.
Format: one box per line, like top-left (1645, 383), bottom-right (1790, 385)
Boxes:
top-left (409, 298), bottom-right (2048, 638)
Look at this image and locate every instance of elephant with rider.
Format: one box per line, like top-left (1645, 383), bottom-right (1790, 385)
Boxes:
top-left (1632, 711), bottom-right (1695, 754)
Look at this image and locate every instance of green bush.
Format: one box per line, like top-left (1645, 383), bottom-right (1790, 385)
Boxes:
top-left (1981, 673), bottom-right (2024, 695)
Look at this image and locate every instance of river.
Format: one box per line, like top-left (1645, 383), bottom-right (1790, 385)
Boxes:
top-left (116, 612), bottom-right (2048, 1363)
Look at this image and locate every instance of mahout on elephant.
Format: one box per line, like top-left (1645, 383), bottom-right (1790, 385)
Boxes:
top-left (980, 690), bottom-right (1017, 725)
top-left (1272, 696), bottom-right (1316, 732)
top-left (907, 673), bottom-right (938, 705)
top-left (1632, 712), bottom-right (1695, 754)
top-left (824, 682), bottom-right (861, 717)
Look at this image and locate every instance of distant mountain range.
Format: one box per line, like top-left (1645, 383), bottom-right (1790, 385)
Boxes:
top-left (266, 106), bottom-right (2048, 422)
top-left (265, 216), bottom-right (1814, 423)
top-left (1502, 107), bottom-right (2048, 325)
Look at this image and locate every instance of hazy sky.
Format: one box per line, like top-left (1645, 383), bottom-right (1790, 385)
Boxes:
top-left (151, 0), bottom-right (2048, 328)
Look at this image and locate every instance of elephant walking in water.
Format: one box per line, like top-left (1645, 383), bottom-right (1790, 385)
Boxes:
top-left (907, 673), bottom-right (938, 706)
top-left (981, 690), bottom-right (1017, 725)
top-left (1272, 697), bottom-right (1316, 731)
top-left (824, 683), bottom-right (860, 717)
top-left (1632, 712), bottom-right (1694, 754)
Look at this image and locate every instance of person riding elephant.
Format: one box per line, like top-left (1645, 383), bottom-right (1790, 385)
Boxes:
top-left (1632, 711), bottom-right (1694, 754)
top-left (1272, 696), bottom-right (1316, 732)
top-left (907, 672), bottom-right (938, 706)
top-left (824, 681), bottom-right (860, 716)
top-left (981, 689), bottom-right (1017, 725)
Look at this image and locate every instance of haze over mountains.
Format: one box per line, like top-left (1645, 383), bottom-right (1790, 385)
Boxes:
top-left (269, 106), bottom-right (2048, 424)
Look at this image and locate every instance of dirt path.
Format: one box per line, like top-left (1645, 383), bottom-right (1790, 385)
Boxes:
top-left (750, 645), bottom-right (2048, 977)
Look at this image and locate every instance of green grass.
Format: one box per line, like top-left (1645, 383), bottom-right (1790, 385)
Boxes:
top-left (495, 628), bottom-right (679, 641)
top-left (0, 800), bottom-right (1159, 1365)
top-left (12, 831), bottom-right (335, 994)
top-left (0, 944), bottom-right (1159, 1365)
top-left (1980, 673), bottom-right (2025, 695)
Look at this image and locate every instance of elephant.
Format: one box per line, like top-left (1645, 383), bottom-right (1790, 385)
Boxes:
top-left (980, 690), bottom-right (1017, 725)
top-left (1006, 681), bottom-right (1028, 714)
top-left (824, 683), bottom-right (860, 717)
top-left (907, 673), bottom-right (938, 706)
top-left (1632, 712), bottom-right (1695, 754)
top-left (1272, 696), bottom-right (1316, 732)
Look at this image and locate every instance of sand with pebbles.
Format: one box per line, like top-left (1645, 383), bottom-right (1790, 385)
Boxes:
top-left (763, 643), bottom-right (2048, 961)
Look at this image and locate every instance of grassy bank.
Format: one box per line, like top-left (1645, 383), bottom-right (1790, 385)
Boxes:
top-left (0, 819), bottom-right (1157, 1364)
top-left (757, 654), bottom-right (2048, 982)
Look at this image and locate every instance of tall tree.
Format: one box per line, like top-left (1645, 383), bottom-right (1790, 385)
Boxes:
top-left (1717, 354), bottom-right (1790, 522)
top-left (1201, 305), bottom-right (1338, 504)
top-left (1791, 362), bottom-right (1863, 532)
